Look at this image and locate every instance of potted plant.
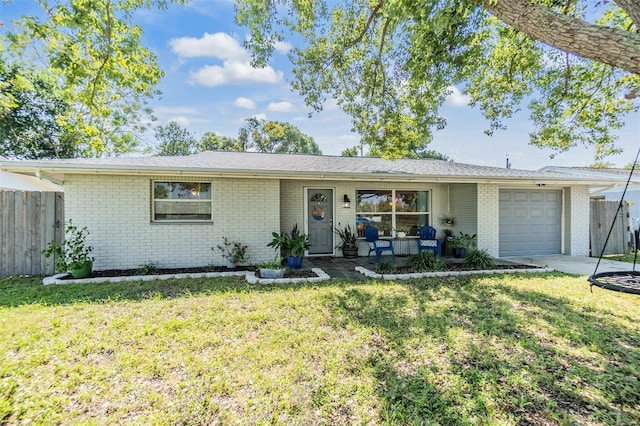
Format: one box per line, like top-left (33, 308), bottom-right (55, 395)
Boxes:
top-left (267, 224), bottom-right (310, 269)
top-left (257, 257), bottom-right (286, 279)
top-left (43, 219), bottom-right (95, 278)
top-left (452, 232), bottom-right (477, 258)
top-left (442, 229), bottom-right (454, 256)
top-left (393, 227), bottom-right (408, 238)
top-left (334, 224), bottom-right (359, 258)
top-left (215, 237), bottom-right (249, 268)
top-left (440, 214), bottom-right (455, 227)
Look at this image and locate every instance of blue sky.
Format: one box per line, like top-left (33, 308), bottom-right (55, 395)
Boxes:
top-left (4, 0), bottom-right (640, 169)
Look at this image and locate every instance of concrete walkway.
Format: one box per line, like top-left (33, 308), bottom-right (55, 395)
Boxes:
top-left (504, 255), bottom-right (638, 276)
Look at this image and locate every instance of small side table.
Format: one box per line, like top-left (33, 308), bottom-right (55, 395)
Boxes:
top-left (393, 238), bottom-right (414, 256)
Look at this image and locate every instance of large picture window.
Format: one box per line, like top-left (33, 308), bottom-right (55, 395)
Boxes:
top-left (356, 190), bottom-right (430, 237)
top-left (153, 181), bottom-right (212, 222)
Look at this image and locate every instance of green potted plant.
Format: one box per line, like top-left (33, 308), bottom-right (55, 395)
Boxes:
top-left (452, 232), bottom-right (477, 258)
top-left (268, 224), bottom-right (310, 269)
top-left (257, 256), bottom-right (286, 279)
top-left (442, 229), bottom-right (454, 256)
top-left (334, 224), bottom-right (359, 258)
top-left (440, 214), bottom-right (455, 227)
top-left (215, 236), bottom-right (249, 268)
top-left (43, 220), bottom-right (95, 278)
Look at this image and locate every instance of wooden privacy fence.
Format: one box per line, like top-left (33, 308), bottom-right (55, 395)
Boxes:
top-left (590, 200), bottom-right (631, 256)
top-left (1, 190), bottom-right (64, 276)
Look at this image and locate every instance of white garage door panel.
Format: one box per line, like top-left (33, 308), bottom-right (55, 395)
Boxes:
top-left (514, 192), bottom-right (528, 201)
top-left (499, 189), bottom-right (562, 256)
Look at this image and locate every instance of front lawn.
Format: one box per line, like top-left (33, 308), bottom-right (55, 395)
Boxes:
top-left (605, 251), bottom-right (640, 263)
top-left (1, 273), bottom-right (639, 424)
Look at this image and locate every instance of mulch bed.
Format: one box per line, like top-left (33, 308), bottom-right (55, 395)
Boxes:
top-left (256, 269), bottom-right (317, 279)
top-left (57, 265), bottom-right (319, 280)
top-left (374, 263), bottom-right (539, 274)
top-left (56, 261), bottom-right (538, 281)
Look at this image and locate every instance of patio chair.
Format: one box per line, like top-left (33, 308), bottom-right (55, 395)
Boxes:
top-left (364, 225), bottom-right (395, 260)
top-left (417, 225), bottom-right (442, 256)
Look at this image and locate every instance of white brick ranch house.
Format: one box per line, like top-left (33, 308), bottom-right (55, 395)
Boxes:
top-left (0, 151), bottom-right (625, 271)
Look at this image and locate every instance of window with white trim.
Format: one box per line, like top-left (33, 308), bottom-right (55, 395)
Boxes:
top-left (356, 190), bottom-right (430, 237)
top-left (152, 181), bottom-right (212, 222)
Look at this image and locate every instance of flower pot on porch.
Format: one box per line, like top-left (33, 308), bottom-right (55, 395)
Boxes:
top-left (443, 238), bottom-right (454, 257)
top-left (453, 247), bottom-right (467, 258)
top-left (287, 255), bottom-right (303, 269)
top-left (341, 247), bottom-right (359, 259)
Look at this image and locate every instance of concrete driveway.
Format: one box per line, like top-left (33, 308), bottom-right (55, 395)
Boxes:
top-left (504, 255), bottom-right (638, 276)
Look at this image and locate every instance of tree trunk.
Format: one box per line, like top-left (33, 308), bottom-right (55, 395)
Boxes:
top-left (484, 0), bottom-right (640, 75)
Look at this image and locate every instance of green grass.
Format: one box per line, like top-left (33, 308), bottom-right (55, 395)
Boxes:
top-left (605, 251), bottom-right (640, 263)
top-left (1, 273), bottom-right (640, 424)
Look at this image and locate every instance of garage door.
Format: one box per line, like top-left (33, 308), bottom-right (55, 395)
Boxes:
top-left (499, 189), bottom-right (561, 256)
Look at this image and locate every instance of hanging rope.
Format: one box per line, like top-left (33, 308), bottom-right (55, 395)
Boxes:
top-left (589, 127), bottom-right (640, 294)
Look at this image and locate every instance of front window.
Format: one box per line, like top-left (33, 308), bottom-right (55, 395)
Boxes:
top-left (356, 190), bottom-right (430, 237)
top-left (153, 181), bottom-right (212, 222)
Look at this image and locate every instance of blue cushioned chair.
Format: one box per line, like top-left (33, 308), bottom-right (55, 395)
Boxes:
top-left (364, 225), bottom-right (395, 260)
top-left (417, 225), bottom-right (442, 256)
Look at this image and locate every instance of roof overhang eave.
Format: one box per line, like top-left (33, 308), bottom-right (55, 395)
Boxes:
top-left (0, 162), bottom-right (627, 186)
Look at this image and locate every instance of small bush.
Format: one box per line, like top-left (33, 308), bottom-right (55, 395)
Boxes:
top-left (408, 251), bottom-right (442, 272)
top-left (464, 249), bottom-right (495, 269)
top-left (375, 259), bottom-right (396, 274)
top-left (137, 261), bottom-right (160, 275)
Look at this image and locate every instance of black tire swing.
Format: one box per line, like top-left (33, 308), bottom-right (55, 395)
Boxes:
top-left (589, 144), bottom-right (640, 294)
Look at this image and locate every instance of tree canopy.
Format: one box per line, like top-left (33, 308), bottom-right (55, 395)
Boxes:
top-left (154, 119), bottom-right (322, 156)
top-left (1, 0), bottom-right (181, 158)
top-left (0, 57), bottom-right (77, 159)
top-left (154, 121), bottom-right (197, 156)
top-left (236, 0), bottom-right (640, 160)
top-left (237, 118), bottom-right (322, 154)
top-left (198, 132), bottom-right (247, 153)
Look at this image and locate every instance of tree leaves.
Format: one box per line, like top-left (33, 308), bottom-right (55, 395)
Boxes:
top-left (0, 57), bottom-right (77, 159)
top-left (2, 0), bottom-right (181, 157)
top-left (236, 0), bottom-right (640, 161)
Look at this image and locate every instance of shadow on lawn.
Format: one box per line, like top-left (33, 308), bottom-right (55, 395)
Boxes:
top-left (0, 275), bottom-right (259, 307)
top-left (0, 274), bottom-right (348, 307)
top-left (326, 276), bottom-right (640, 424)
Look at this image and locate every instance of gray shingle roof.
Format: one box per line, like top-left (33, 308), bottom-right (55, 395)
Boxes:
top-left (0, 151), bottom-right (627, 184)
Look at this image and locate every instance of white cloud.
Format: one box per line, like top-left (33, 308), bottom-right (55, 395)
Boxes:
top-left (169, 32), bottom-right (246, 61)
top-left (152, 106), bottom-right (212, 128)
top-left (274, 40), bottom-right (293, 54)
top-left (189, 62), bottom-right (283, 87)
top-left (171, 32), bottom-right (285, 87)
top-left (267, 101), bottom-right (295, 112)
top-left (168, 116), bottom-right (192, 127)
top-left (234, 97), bottom-right (257, 109)
top-left (166, 116), bottom-right (212, 126)
top-left (322, 98), bottom-right (341, 111)
top-left (154, 106), bottom-right (203, 116)
top-left (445, 86), bottom-right (471, 107)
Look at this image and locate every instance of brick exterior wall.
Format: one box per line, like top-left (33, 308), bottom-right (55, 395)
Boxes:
top-left (565, 185), bottom-right (590, 256)
top-left (64, 175), bottom-right (280, 270)
top-left (477, 183), bottom-right (500, 257)
top-left (63, 174), bottom-right (592, 269)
